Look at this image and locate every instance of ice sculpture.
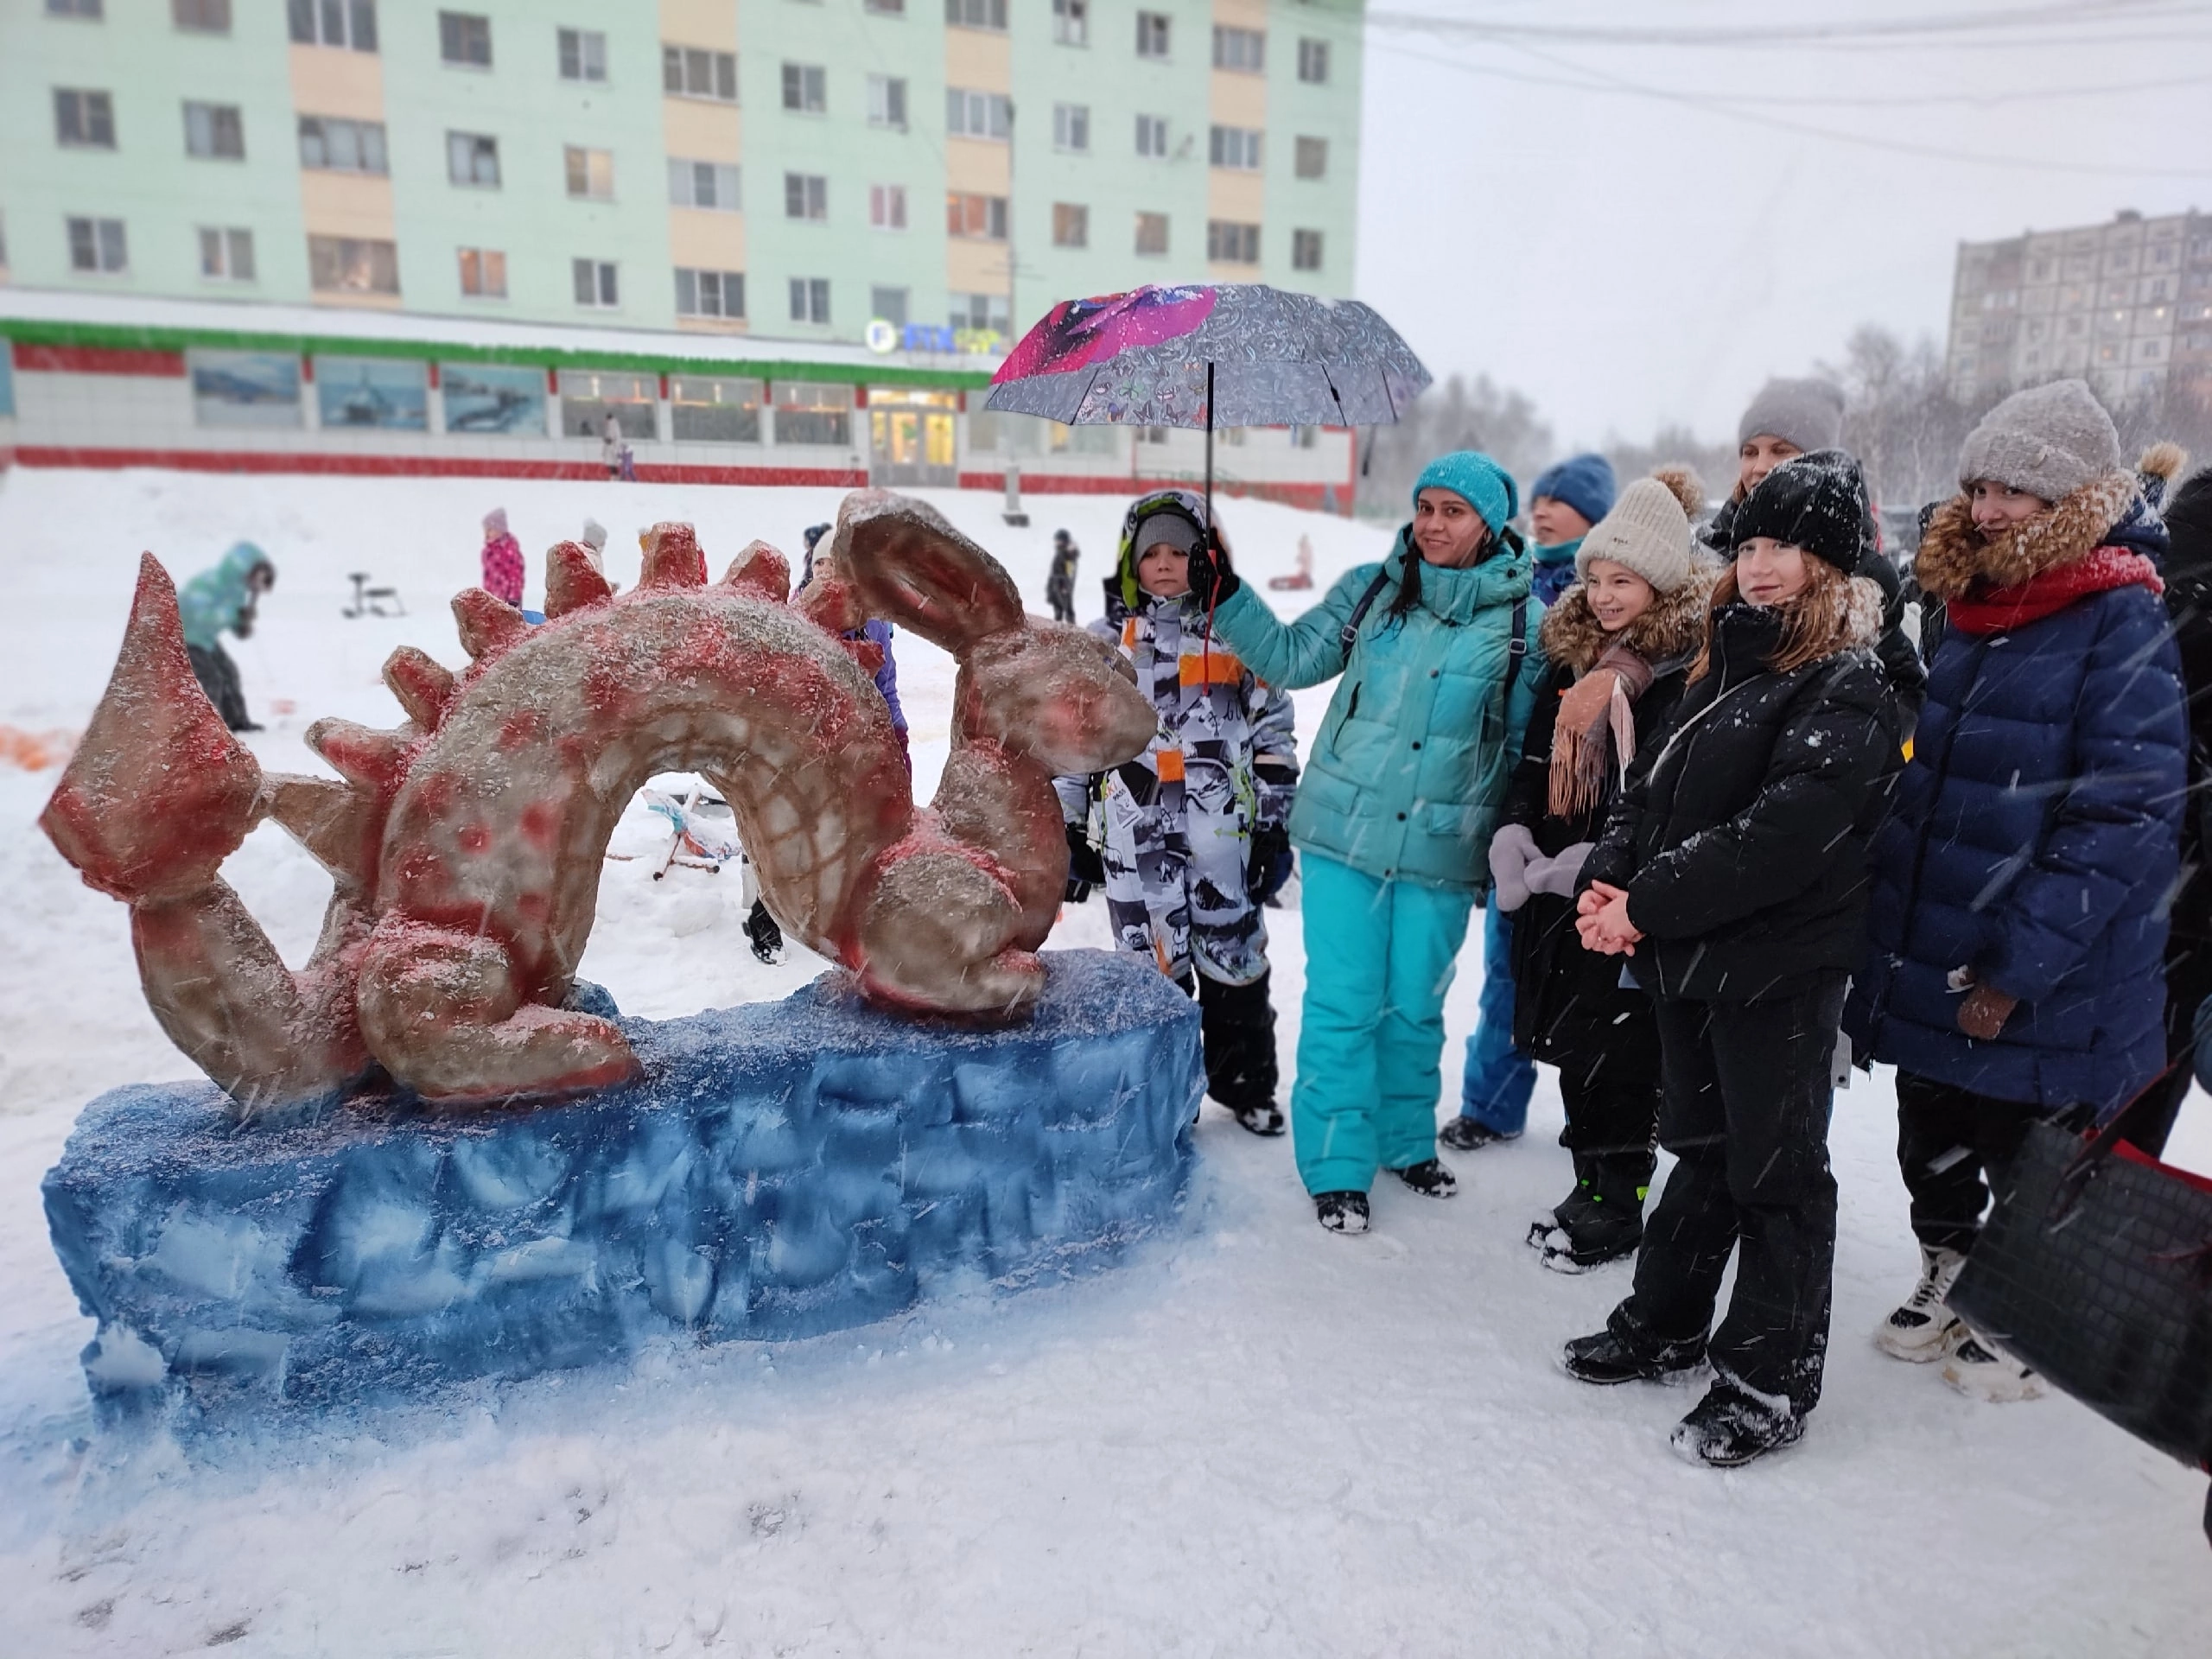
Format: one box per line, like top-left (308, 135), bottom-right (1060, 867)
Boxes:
top-left (41, 493), bottom-right (1157, 1113)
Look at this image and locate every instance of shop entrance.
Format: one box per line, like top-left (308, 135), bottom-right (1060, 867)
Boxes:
top-left (868, 388), bottom-right (958, 487)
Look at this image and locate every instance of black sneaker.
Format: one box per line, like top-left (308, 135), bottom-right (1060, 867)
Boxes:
top-left (1560, 1322), bottom-right (1706, 1386)
top-left (1670, 1382), bottom-right (1804, 1468)
top-left (1314, 1190), bottom-right (1370, 1235)
top-left (1224, 1100), bottom-right (1286, 1136)
top-left (1389, 1159), bottom-right (1459, 1198)
top-left (1438, 1116), bottom-right (1518, 1152)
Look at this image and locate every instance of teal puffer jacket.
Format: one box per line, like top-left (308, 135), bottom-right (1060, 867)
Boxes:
top-left (1211, 531), bottom-right (1541, 892)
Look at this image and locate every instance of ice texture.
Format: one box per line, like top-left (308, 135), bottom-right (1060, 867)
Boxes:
top-left (42, 950), bottom-right (1199, 1421)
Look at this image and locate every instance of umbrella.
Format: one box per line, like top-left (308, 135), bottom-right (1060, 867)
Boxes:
top-left (983, 283), bottom-right (1431, 514)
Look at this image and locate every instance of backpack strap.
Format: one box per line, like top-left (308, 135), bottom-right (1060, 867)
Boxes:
top-left (1338, 568), bottom-right (1396, 659)
top-left (1501, 595), bottom-right (1529, 708)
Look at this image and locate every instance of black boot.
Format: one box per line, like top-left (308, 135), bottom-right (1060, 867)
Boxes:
top-left (1438, 1116), bottom-right (1517, 1152)
top-left (1561, 1311), bottom-right (1706, 1386)
top-left (1314, 1190), bottom-right (1370, 1235)
top-left (1535, 1151), bottom-right (1653, 1273)
top-left (1671, 1381), bottom-right (1804, 1468)
top-left (1389, 1159), bottom-right (1458, 1198)
top-left (745, 899), bottom-right (784, 964)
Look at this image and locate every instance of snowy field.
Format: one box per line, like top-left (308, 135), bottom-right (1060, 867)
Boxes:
top-left (1, 464), bottom-right (2209, 1656)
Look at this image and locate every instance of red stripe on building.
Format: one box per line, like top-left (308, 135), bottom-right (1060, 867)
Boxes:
top-left (12, 448), bottom-right (871, 486)
top-left (12, 343), bottom-right (189, 378)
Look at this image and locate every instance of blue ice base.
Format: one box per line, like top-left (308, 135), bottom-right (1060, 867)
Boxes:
top-left (43, 950), bottom-right (1201, 1420)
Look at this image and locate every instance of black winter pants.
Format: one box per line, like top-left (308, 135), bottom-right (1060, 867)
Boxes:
top-left (1178, 969), bottom-right (1279, 1111)
top-left (2135, 929), bottom-right (2212, 1159)
top-left (1559, 1066), bottom-right (1660, 1205)
top-left (187, 642), bottom-right (252, 731)
top-left (1894, 1071), bottom-right (2073, 1255)
top-left (1619, 972), bottom-right (1847, 1414)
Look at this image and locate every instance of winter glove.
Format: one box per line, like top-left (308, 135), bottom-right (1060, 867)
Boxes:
top-left (1246, 822), bottom-right (1294, 906)
top-left (1523, 840), bottom-right (1594, 900)
top-left (1253, 756), bottom-right (1299, 831)
top-left (1186, 529), bottom-right (1242, 610)
top-left (1958, 982), bottom-right (2018, 1042)
top-left (1065, 821), bottom-right (1106, 903)
top-left (1488, 823), bottom-right (1540, 912)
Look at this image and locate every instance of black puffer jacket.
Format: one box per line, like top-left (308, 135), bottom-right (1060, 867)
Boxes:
top-left (2164, 468), bottom-right (2212, 943)
top-left (1581, 596), bottom-right (1904, 1002)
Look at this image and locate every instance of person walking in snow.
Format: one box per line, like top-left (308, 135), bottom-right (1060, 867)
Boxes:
top-left (1561, 450), bottom-right (1903, 1467)
top-left (178, 542), bottom-right (277, 734)
top-left (1057, 491), bottom-right (1300, 1136)
top-left (1202, 452), bottom-right (1543, 1234)
top-left (480, 507), bottom-right (524, 608)
top-left (1488, 468), bottom-right (1712, 1271)
top-left (1845, 383), bottom-right (2188, 1405)
top-left (601, 410), bottom-right (623, 480)
top-left (1445, 452), bottom-right (1618, 1155)
top-left (1046, 528), bottom-right (1080, 624)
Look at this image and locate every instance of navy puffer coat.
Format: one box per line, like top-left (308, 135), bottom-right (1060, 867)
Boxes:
top-left (1845, 472), bottom-right (2188, 1110)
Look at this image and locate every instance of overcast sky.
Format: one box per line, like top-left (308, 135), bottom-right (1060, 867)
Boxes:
top-left (1352, 0), bottom-right (2212, 448)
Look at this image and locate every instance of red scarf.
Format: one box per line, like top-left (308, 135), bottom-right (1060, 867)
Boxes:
top-left (1944, 546), bottom-right (2164, 635)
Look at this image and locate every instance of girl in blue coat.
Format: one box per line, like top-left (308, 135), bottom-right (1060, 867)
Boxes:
top-left (1203, 453), bottom-right (1542, 1234)
top-left (1845, 380), bottom-right (2188, 1403)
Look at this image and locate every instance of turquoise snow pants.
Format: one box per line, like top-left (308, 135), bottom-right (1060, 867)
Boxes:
top-left (1292, 852), bottom-right (1478, 1196)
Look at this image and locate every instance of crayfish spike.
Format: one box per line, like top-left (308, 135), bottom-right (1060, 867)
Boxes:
top-left (721, 540), bottom-right (791, 603)
top-left (383, 646), bottom-right (455, 731)
top-left (307, 717), bottom-right (414, 797)
top-left (639, 521), bottom-right (708, 590)
top-left (543, 540), bottom-right (614, 619)
top-left (452, 587), bottom-right (532, 664)
top-left (261, 771), bottom-right (381, 893)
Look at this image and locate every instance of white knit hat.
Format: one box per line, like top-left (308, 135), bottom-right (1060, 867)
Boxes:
top-left (1573, 468), bottom-right (1703, 593)
top-left (1958, 378), bottom-right (2123, 501)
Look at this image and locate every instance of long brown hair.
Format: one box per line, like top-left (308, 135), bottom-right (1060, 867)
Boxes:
top-left (1688, 559), bottom-right (1873, 682)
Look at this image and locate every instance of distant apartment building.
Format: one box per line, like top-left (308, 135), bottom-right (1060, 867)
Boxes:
top-left (1945, 209), bottom-right (2212, 412)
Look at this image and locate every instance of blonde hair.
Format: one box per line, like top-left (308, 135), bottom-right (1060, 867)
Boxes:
top-left (1688, 558), bottom-right (1864, 682)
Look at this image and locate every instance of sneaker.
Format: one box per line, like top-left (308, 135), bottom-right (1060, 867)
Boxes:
top-left (1875, 1245), bottom-right (1967, 1362)
top-left (1671, 1382), bottom-right (1805, 1468)
top-left (1389, 1159), bottom-right (1459, 1198)
top-left (1942, 1334), bottom-right (2047, 1402)
top-left (1560, 1322), bottom-right (1707, 1387)
top-left (1224, 1100), bottom-right (1286, 1137)
top-left (1438, 1116), bottom-right (1519, 1152)
top-left (1314, 1190), bottom-right (1370, 1235)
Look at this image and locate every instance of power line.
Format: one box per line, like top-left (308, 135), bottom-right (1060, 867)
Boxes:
top-left (1406, 59), bottom-right (2212, 109)
top-left (1367, 1), bottom-right (2212, 51)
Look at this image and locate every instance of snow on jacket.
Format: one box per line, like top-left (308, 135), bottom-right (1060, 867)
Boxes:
top-left (480, 530), bottom-right (525, 607)
top-left (1844, 470), bottom-right (2187, 1109)
top-left (1210, 528), bottom-right (1541, 893)
top-left (178, 543), bottom-right (272, 652)
top-left (1582, 577), bottom-right (1903, 1002)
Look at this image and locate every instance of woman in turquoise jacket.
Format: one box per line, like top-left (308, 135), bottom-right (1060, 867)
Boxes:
top-left (1203, 452), bottom-right (1541, 1234)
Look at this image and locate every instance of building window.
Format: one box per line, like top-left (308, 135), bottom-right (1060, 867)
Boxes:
top-left (1053, 104), bottom-right (1090, 152)
top-left (67, 216), bottom-right (128, 273)
top-left (1135, 114), bottom-right (1168, 158)
top-left (947, 193), bottom-right (1008, 240)
top-left (945, 0), bottom-right (1006, 29)
top-left (559, 371), bottom-right (653, 438)
top-left (785, 173), bottom-right (829, 220)
top-left (1294, 136), bottom-right (1327, 180)
top-left (1053, 0), bottom-right (1088, 45)
top-left (309, 235), bottom-right (398, 293)
top-left (868, 74), bottom-right (908, 129)
top-left (789, 280), bottom-right (832, 326)
top-left (1135, 11), bottom-right (1169, 57)
top-left (947, 89), bottom-right (1011, 139)
top-left (48, 0), bottom-right (103, 16)
top-left (564, 145), bottom-right (614, 199)
top-left (782, 62), bottom-right (827, 112)
top-left (289, 0), bottom-right (376, 48)
top-left (572, 258), bottom-right (618, 307)
top-left (1297, 36), bottom-right (1329, 83)
top-left (174, 0), bottom-right (231, 31)
top-left (1135, 211), bottom-right (1168, 256)
top-left (184, 101), bottom-right (245, 160)
top-left (1292, 229), bottom-right (1323, 271)
top-left (1052, 202), bottom-right (1089, 249)
top-left (558, 28), bottom-right (606, 82)
top-left (670, 159), bottom-right (741, 211)
top-left (198, 226), bottom-right (254, 280)
top-left (871, 285), bottom-right (909, 326)
top-left (439, 11), bottom-right (491, 67)
top-left (1209, 126), bottom-right (1262, 170)
top-left (54, 89), bottom-right (116, 149)
top-left (863, 0), bottom-right (904, 12)
top-left (458, 246), bottom-right (506, 296)
top-left (448, 131), bottom-right (500, 187)
top-left (1207, 219), bottom-right (1259, 264)
top-left (1212, 25), bottom-right (1263, 71)
top-left (869, 184), bottom-right (908, 230)
top-left (950, 291), bottom-right (1010, 334)
top-left (672, 375), bottom-right (761, 442)
top-left (664, 45), bottom-right (738, 101)
top-left (774, 380), bottom-right (851, 442)
top-left (299, 116), bottom-right (389, 174)
top-left (675, 268), bottom-right (745, 319)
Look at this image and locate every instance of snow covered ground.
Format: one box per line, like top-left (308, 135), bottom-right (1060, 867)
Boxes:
top-left (1, 464), bottom-right (2208, 1656)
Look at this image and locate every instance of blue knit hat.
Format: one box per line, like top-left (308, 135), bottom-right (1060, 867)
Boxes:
top-left (1529, 453), bottom-right (1617, 531)
top-left (1412, 451), bottom-right (1517, 534)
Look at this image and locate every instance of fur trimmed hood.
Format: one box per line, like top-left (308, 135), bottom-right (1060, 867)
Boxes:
top-left (1538, 570), bottom-right (1713, 677)
top-left (1914, 469), bottom-right (2139, 601)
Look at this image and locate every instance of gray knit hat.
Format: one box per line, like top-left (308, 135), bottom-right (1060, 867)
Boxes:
top-left (1738, 377), bottom-right (1847, 452)
top-left (1958, 378), bottom-right (2122, 501)
top-left (1574, 471), bottom-right (1700, 593)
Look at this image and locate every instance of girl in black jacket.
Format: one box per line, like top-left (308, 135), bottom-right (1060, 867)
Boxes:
top-left (1488, 469), bottom-right (1713, 1271)
top-left (1560, 450), bottom-right (1904, 1467)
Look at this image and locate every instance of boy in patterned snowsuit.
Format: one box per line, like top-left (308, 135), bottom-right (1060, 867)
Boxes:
top-left (1057, 490), bottom-right (1299, 1135)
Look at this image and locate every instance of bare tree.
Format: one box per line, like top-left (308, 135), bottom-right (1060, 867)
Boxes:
top-left (1357, 372), bottom-right (1555, 519)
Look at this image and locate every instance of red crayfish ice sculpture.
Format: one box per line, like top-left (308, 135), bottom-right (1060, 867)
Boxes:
top-left (41, 492), bottom-right (1155, 1116)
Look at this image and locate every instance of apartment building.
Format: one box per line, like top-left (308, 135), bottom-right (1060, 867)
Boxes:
top-left (1945, 208), bottom-right (2212, 412)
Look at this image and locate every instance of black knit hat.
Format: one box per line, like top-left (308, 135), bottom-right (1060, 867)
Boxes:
top-left (2168, 467), bottom-right (2212, 555)
top-left (1730, 448), bottom-right (1869, 570)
